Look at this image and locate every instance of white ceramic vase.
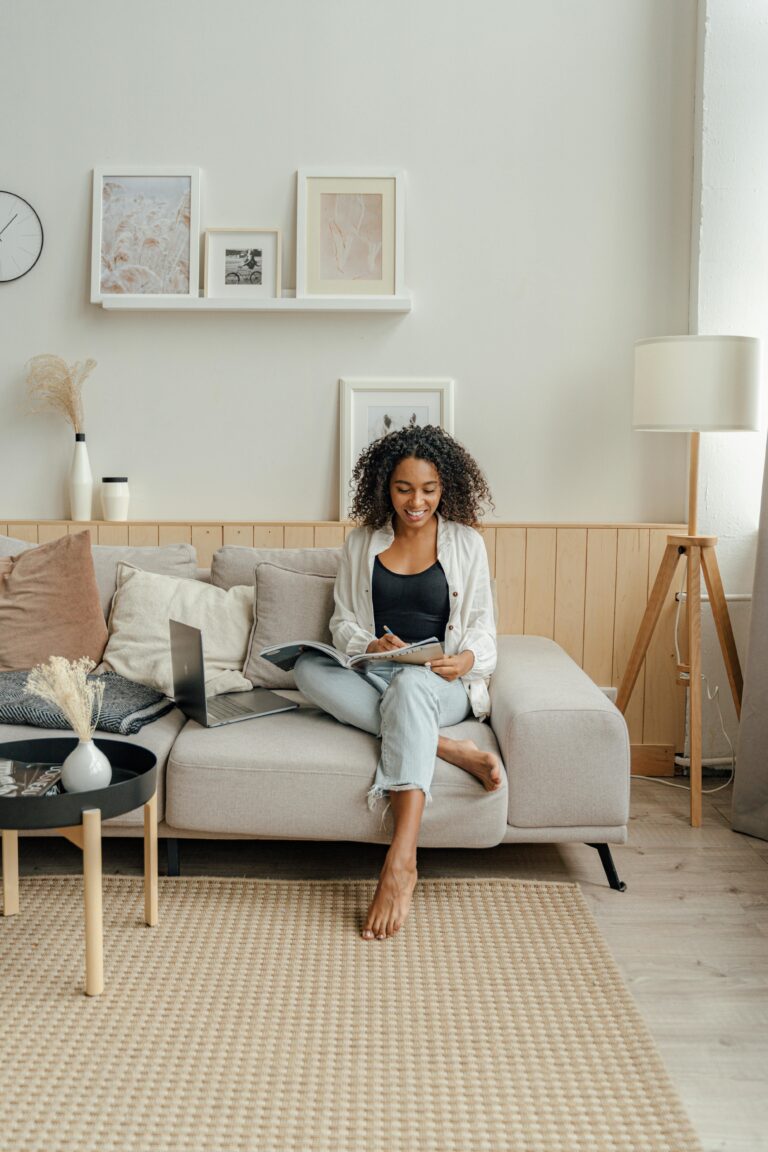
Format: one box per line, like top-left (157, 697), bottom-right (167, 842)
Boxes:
top-left (69, 432), bottom-right (93, 521)
top-left (61, 740), bottom-right (112, 793)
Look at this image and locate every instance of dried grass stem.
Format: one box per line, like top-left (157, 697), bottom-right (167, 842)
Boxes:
top-left (25, 354), bottom-right (97, 434)
top-left (25, 656), bottom-right (104, 741)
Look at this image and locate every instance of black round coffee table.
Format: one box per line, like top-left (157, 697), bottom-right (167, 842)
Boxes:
top-left (0, 737), bottom-right (158, 997)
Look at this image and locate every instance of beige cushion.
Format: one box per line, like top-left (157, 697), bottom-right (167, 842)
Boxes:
top-left (0, 532), bottom-right (108, 671)
top-left (211, 545), bottom-right (341, 590)
top-left (91, 543), bottom-right (197, 618)
top-left (244, 563), bottom-right (336, 689)
top-left (0, 535), bottom-right (35, 557)
top-left (165, 704), bottom-right (508, 847)
top-left (102, 564), bottom-right (253, 698)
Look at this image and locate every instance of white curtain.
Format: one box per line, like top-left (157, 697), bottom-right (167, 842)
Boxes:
top-left (732, 443), bottom-right (768, 840)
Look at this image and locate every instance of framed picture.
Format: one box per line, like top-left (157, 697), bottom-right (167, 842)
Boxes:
top-left (203, 228), bottom-right (281, 299)
top-left (339, 377), bottom-right (454, 517)
top-left (297, 168), bottom-right (405, 299)
top-left (91, 166), bottom-right (201, 301)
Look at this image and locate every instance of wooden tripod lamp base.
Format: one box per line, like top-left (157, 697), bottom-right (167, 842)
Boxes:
top-left (616, 526), bottom-right (743, 827)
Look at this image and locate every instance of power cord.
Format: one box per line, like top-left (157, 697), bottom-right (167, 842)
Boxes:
top-left (632, 564), bottom-right (735, 794)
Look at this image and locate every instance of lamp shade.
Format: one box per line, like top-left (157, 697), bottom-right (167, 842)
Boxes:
top-left (633, 335), bottom-right (761, 431)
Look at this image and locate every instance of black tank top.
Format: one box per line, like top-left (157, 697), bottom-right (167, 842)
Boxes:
top-left (372, 556), bottom-right (451, 644)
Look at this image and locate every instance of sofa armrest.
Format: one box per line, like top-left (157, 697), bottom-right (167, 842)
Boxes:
top-left (489, 635), bottom-right (630, 830)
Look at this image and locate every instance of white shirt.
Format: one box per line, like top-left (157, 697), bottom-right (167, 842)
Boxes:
top-left (330, 513), bottom-right (497, 719)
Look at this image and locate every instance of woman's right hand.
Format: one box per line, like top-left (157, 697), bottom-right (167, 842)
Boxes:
top-left (366, 631), bottom-right (407, 654)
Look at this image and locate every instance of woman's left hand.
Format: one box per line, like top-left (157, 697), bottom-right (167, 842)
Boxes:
top-left (426, 650), bottom-right (475, 681)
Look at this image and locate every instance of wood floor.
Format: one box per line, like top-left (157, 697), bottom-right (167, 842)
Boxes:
top-left (11, 777), bottom-right (768, 1152)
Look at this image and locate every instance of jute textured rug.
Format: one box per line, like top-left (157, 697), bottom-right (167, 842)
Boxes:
top-left (1, 877), bottom-right (700, 1152)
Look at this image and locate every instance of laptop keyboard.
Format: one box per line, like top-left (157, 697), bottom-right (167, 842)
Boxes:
top-left (207, 695), bottom-right (254, 721)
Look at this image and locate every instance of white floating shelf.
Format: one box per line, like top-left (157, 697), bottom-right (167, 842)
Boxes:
top-left (99, 294), bottom-right (412, 313)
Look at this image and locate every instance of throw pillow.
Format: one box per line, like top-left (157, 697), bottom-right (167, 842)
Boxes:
top-left (0, 534), bottom-right (35, 558)
top-left (0, 532), bottom-right (108, 672)
top-left (91, 542), bottom-right (198, 618)
top-left (211, 545), bottom-right (341, 590)
top-left (102, 564), bottom-right (254, 698)
top-left (244, 563), bottom-right (337, 690)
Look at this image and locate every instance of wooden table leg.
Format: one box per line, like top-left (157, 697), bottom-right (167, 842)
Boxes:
top-left (82, 809), bottom-right (104, 997)
top-left (2, 830), bottom-right (19, 917)
top-left (143, 792), bottom-right (158, 928)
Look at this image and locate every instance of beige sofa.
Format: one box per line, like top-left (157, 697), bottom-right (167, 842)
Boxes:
top-left (0, 536), bottom-right (631, 890)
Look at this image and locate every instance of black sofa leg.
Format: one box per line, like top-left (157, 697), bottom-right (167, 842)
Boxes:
top-left (166, 838), bottom-right (180, 877)
top-left (588, 843), bottom-right (627, 891)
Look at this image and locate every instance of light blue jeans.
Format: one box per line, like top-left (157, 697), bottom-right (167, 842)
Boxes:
top-left (293, 651), bottom-right (473, 817)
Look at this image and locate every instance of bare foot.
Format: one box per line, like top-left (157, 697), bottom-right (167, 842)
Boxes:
top-left (438, 738), bottom-right (503, 791)
top-left (361, 855), bottom-right (418, 940)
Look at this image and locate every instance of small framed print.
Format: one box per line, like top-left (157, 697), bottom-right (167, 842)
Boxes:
top-left (297, 168), bottom-right (405, 299)
top-left (339, 377), bottom-right (454, 517)
top-left (203, 228), bottom-right (281, 299)
top-left (91, 166), bottom-right (201, 301)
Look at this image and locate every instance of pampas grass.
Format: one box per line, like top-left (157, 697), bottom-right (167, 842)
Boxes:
top-left (25, 656), bottom-right (104, 741)
top-left (100, 177), bottom-right (191, 294)
top-left (25, 354), bottom-right (97, 434)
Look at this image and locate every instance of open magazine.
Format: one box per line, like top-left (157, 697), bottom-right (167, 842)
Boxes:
top-left (0, 759), bottom-right (62, 798)
top-left (258, 638), bottom-right (444, 673)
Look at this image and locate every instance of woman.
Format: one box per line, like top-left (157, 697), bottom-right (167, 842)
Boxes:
top-left (294, 425), bottom-right (502, 942)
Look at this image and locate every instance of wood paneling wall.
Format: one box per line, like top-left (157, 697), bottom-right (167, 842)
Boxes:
top-left (2, 520), bottom-right (687, 768)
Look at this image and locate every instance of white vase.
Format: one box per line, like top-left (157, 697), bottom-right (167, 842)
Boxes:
top-left (61, 740), bottom-right (112, 793)
top-left (69, 433), bottom-right (93, 521)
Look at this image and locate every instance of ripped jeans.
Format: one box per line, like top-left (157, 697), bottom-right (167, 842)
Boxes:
top-left (293, 651), bottom-right (473, 815)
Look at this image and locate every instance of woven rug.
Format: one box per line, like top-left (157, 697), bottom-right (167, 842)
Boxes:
top-left (0, 877), bottom-right (700, 1152)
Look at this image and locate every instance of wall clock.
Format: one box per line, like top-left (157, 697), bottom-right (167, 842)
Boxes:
top-left (0, 191), bottom-right (44, 282)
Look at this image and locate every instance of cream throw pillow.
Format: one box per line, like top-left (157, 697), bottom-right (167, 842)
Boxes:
top-left (103, 563), bottom-right (253, 698)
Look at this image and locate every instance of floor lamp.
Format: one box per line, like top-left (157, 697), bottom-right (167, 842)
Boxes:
top-left (616, 335), bottom-right (762, 827)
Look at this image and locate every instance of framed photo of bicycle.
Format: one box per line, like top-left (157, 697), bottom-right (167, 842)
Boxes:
top-left (203, 228), bottom-right (281, 299)
top-left (296, 168), bottom-right (405, 299)
top-left (91, 165), bottom-right (201, 301)
top-left (338, 377), bottom-right (454, 518)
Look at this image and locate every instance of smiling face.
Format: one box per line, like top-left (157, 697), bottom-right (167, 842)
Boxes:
top-left (389, 456), bottom-right (443, 533)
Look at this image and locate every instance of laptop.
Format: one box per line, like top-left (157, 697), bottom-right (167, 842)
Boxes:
top-left (169, 619), bottom-right (298, 727)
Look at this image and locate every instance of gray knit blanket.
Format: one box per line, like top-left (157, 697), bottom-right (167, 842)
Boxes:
top-left (0, 671), bottom-right (174, 735)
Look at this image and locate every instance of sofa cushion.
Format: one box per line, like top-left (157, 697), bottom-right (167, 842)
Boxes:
top-left (211, 545), bottom-right (341, 591)
top-left (90, 543), bottom-right (198, 618)
top-left (0, 534), bottom-right (35, 557)
top-left (0, 708), bottom-right (187, 826)
top-left (244, 564), bottom-right (336, 690)
top-left (102, 564), bottom-right (253, 698)
top-left (165, 704), bottom-right (508, 847)
top-left (0, 532), bottom-right (108, 671)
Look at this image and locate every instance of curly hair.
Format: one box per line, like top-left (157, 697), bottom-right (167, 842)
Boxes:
top-left (348, 424), bottom-right (494, 529)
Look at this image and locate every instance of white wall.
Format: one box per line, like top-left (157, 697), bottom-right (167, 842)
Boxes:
top-left (690, 0), bottom-right (768, 756)
top-left (0, 0), bottom-right (697, 523)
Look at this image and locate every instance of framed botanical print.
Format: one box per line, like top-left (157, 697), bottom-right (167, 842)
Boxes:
top-left (339, 377), bottom-right (454, 517)
top-left (297, 168), bottom-right (405, 299)
top-left (91, 166), bottom-right (201, 301)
